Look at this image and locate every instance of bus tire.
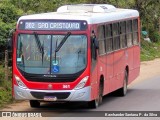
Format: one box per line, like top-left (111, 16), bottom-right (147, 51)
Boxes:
top-left (118, 70), bottom-right (128, 96)
top-left (30, 100), bottom-right (40, 108)
top-left (99, 80), bottom-right (103, 105)
top-left (88, 81), bottom-right (103, 108)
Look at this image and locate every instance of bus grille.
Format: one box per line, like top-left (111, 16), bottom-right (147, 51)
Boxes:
top-left (30, 92), bottom-right (71, 99)
top-left (25, 76), bottom-right (77, 82)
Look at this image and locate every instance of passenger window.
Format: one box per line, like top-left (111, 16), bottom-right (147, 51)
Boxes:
top-left (98, 25), bottom-right (105, 55)
top-left (113, 23), bottom-right (120, 50)
top-left (126, 20), bottom-right (133, 47)
top-left (106, 24), bottom-right (113, 52)
top-left (120, 21), bottom-right (127, 48)
top-left (133, 19), bottom-right (138, 45)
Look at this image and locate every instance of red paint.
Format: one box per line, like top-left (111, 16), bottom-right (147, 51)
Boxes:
top-left (12, 17), bottom-right (140, 102)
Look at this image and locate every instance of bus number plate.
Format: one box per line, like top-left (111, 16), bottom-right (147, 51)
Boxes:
top-left (44, 96), bottom-right (57, 101)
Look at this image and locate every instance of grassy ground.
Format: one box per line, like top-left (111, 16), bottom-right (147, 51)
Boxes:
top-left (141, 40), bottom-right (160, 61)
top-left (0, 65), bottom-right (12, 108)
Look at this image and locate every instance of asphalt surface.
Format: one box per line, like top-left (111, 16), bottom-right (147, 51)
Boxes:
top-left (40, 76), bottom-right (160, 111)
top-left (1, 76), bottom-right (160, 120)
top-left (47, 76), bottom-right (160, 120)
top-left (1, 59), bottom-right (160, 120)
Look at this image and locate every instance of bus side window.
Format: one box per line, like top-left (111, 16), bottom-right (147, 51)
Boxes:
top-left (106, 24), bottom-right (113, 52)
top-left (113, 23), bottom-right (120, 50)
top-left (97, 25), bottom-right (105, 55)
top-left (133, 19), bottom-right (138, 45)
top-left (120, 21), bottom-right (127, 48)
top-left (126, 20), bottom-right (133, 47)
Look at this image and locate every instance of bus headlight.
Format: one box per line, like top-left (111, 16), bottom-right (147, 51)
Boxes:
top-left (14, 75), bottom-right (27, 89)
top-left (74, 76), bottom-right (89, 90)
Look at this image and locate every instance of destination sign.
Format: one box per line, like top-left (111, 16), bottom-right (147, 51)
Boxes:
top-left (18, 20), bottom-right (87, 31)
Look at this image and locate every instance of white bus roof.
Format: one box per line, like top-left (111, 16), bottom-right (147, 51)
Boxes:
top-left (18, 4), bottom-right (139, 24)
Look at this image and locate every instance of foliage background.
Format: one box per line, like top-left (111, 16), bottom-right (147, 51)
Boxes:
top-left (0, 0), bottom-right (159, 108)
top-left (0, 0), bottom-right (160, 52)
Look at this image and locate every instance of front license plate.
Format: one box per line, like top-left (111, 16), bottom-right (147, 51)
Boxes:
top-left (44, 96), bottom-right (57, 101)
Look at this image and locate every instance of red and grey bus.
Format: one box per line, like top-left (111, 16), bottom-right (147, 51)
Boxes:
top-left (12, 4), bottom-right (140, 108)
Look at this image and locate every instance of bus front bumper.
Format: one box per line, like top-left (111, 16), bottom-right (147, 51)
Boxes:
top-left (14, 85), bottom-right (91, 101)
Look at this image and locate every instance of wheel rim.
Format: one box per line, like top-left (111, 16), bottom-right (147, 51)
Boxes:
top-left (94, 85), bottom-right (102, 108)
top-left (95, 98), bottom-right (99, 108)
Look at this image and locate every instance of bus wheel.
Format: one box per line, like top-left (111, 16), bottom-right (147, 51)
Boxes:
top-left (30, 100), bottom-right (40, 108)
top-left (88, 82), bottom-right (103, 108)
top-left (99, 81), bottom-right (103, 105)
top-left (118, 71), bottom-right (128, 96)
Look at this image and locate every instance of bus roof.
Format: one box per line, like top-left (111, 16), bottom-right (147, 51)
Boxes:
top-left (18, 4), bottom-right (139, 24)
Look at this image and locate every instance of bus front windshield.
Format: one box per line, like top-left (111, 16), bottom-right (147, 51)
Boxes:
top-left (16, 34), bottom-right (87, 75)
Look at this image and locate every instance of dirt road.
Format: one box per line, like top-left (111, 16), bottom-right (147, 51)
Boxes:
top-left (130, 59), bottom-right (160, 86)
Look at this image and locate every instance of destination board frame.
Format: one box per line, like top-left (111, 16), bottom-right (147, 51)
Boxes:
top-left (18, 20), bottom-right (88, 31)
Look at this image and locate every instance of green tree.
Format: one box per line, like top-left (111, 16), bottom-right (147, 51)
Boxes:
top-left (0, 0), bottom-right (23, 50)
top-left (0, 0), bottom-right (160, 51)
top-left (10, 0), bottom-right (61, 13)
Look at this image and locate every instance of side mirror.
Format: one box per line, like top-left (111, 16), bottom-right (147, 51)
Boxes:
top-left (91, 30), bottom-right (99, 49)
top-left (91, 37), bottom-right (99, 60)
top-left (93, 38), bottom-right (99, 49)
top-left (91, 30), bottom-right (99, 60)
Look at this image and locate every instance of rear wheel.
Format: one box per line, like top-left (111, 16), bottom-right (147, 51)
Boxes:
top-left (30, 100), bottom-right (40, 108)
top-left (99, 81), bottom-right (103, 104)
top-left (118, 70), bottom-right (128, 96)
top-left (88, 81), bottom-right (103, 108)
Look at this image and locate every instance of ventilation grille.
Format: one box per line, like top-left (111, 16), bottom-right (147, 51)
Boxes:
top-left (57, 4), bottom-right (116, 13)
top-left (30, 91), bottom-right (71, 99)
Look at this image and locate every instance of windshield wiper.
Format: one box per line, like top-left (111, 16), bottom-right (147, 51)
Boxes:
top-left (33, 32), bottom-right (44, 64)
top-left (55, 32), bottom-right (71, 52)
top-left (53, 32), bottom-right (71, 67)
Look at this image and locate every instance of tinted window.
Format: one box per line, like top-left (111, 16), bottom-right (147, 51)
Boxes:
top-left (126, 20), bottom-right (133, 47)
top-left (120, 21), bottom-right (126, 34)
top-left (113, 23), bottom-right (119, 36)
top-left (98, 25), bottom-right (105, 55)
top-left (120, 21), bottom-right (127, 48)
top-left (106, 24), bottom-right (112, 37)
top-left (133, 19), bottom-right (138, 45)
top-left (113, 23), bottom-right (120, 50)
top-left (106, 24), bottom-right (113, 52)
top-left (133, 19), bottom-right (138, 31)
